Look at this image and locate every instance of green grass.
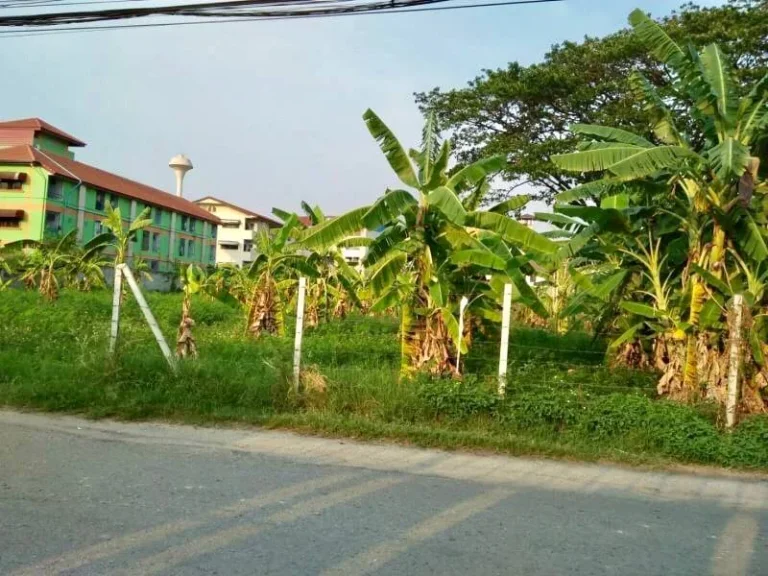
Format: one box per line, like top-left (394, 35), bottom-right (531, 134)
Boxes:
top-left (1, 288), bottom-right (767, 472)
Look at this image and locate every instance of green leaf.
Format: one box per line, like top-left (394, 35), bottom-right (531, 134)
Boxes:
top-left (606, 146), bottom-right (699, 180)
top-left (272, 207), bottom-right (294, 223)
top-left (362, 224), bottom-right (408, 267)
top-left (707, 137), bottom-right (749, 181)
top-left (368, 252), bottom-right (407, 294)
top-left (699, 297), bottom-right (724, 330)
top-left (735, 213), bottom-right (768, 263)
top-left (589, 269), bottom-right (628, 302)
top-left (621, 301), bottom-right (665, 319)
top-left (445, 156), bottom-right (505, 192)
top-left (749, 327), bottom-right (766, 367)
top-left (371, 288), bottom-right (401, 313)
top-left (427, 186), bottom-right (466, 225)
top-left (337, 236), bottom-right (373, 248)
top-left (555, 205), bottom-right (629, 233)
top-left (555, 180), bottom-right (621, 203)
top-left (534, 212), bottom-right (583, 228)
top-left (628, 72), bottom-right (684, 146)
top-left (628, 9), bottom-right (687, 71)
top-left (426, 140), bottom-right (451, 189)
top-left (488, 194), bottom-right (530, 214)
top-left (691, 263), bottom-right (733, 296)
top-left (552, 146), bottom-right (645, 173)
top-left (600, 194), bottom-right (629, 209)
top-left (301, 206), bottom-right (369, 250)
top-left (362, 190), bottom-right (416, 230)
top-left (363, 109), bottom-right (419, 189)
top-left (441, 308), bottom-right (467, 354)
top-left (507, 266), bottom-right (548, 318)
top-left (699, 43), bottom-right (738, 124)
top-left (608, 323), bottom-right (644, 350)
top-left (450, 249), bottom-right (507, 271)
top-left (571, 124), bottom-right (653, 148)
top-left (466, 211), bottom-right (558, 254)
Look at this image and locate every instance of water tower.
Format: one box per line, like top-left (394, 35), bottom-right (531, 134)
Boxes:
top-left (169, 154), bottom-right (193, 197)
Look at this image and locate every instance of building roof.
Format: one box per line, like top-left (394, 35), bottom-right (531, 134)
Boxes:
top-left (0, 145), bottom-right (220, 224)
top-left (0, 118), bottom-right (86, 147)
top-left (194, 196), bottom-right (281, 227)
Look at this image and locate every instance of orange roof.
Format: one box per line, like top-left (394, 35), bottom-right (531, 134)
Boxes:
top-left (0, 118), bottom-right (86, 147)
top-left (0, 145), bottom-right (219, 224)
top-left (194, 196), bottom-right (280, 227)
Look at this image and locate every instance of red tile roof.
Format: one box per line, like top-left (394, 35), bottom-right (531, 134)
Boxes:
top-left (0, 118), bottom-right (86, 147)
top-left (0, 145), bottom-right (219, 224)
top-left (194, 196), bottom-right (280, 227)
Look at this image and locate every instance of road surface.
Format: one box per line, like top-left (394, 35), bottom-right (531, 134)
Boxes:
top-left (0, 410), bottom-right (766, 575)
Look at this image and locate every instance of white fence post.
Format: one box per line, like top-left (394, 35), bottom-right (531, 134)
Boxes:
top-left (456, 296), bottom-right (469, 370)
top-left (120, 264), bottom-right (176, 371)
top-left (109, 265), bottom-right (123, 354)
top-left (293, 277), bottom-right (307, 393)
top-left (498, 283), bottom-right (513, 396)
top-left (726, 293), bottom-right (744, 430)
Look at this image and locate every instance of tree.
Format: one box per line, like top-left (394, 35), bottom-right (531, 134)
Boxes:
top-left (245, 216), bottom-right (317, 337)
top-left (10, 231), bottom-right (110, 300)
top-left (302, 109), bottom-right (556, 375)
top-left (550, 8), bottom-right (768, 409)
top-left (176, 264), bottom-right (211, 359)
top-left (416, 0), bottom-right (768, 204)
top-left (102, 203), bottom-right (152, 268)
top-left (275, 202), bottom-right (364, 325)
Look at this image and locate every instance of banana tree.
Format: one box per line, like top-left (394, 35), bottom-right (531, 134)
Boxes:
top-left (176, 264), bottom-right (211, 359)
top-left (551, 8), bottom-right (768, 407)
top-left (302, 109), bottom-right (556, 375)
top-left (102, 203), bottom-right (152, 268)
top-left (275, 203), bottom-right (364, 325)
top-left (245, 215), bottom-right (318, 337)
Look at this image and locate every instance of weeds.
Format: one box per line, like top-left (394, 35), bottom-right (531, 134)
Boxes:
top-left (1, 289), bottom-right (767, 470)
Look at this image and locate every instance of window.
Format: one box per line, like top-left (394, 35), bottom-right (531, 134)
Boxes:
top-left (181, 215), bottom-right (189, 231)
top-left (151, 232), bottom-right (160, 252)
top-left (190, 219), bottom-right (197, 234)
top-left (209, 247), bottom-right (215, 262)
top-left (48, 178), bottom-right (63, 199)
top-left (109, 195), bottom-right (119, 209)
top-left (0, 210), bottom-right (22, 228)
top-left (206, 205), bottom-right (217, 213)
top-left (211, 225), bottom-right (217, 239)
top-left (95, 191), bottom-right (106, 211)
top-left (45, 211), bottom-right (61, 232)
top-left (153, 208), bottom-right (162, 225)
top-left (222, 220), bottom-right (240, 229)
top-left (94, 221), bottom-right (104, 235)
top-left (187, 239), bottom-right (195, 258)
top-left (243, 239), bottom-right (253, 252)
top-left (178, 239), bottom-right (186, 257)
top-left (141, 231), bottom-right (150, 251)
top-left (149, 260), bottom-right (159, 273)
top-left (0, 172), bottom-right (25, 190)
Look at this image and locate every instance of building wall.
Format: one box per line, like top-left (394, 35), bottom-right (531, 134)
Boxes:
top-left (197, 200), bottom-right (265, 267)
top-left (33, 134), bottom-right (75, 159)
top-left (0, 168), bottom-right (218, 282)
top-left (0, 165), bottom-right (47, 244)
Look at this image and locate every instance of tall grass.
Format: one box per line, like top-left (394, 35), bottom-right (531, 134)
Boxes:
top-left (1, 289), bottom-right (767, 470)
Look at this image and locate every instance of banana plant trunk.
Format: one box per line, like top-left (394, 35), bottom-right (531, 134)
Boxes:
top-left (176, 291), bottom-right (197, 359)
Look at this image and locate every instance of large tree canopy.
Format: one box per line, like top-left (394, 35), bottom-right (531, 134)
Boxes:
top-left (415, 0), bottom-right (768, 204)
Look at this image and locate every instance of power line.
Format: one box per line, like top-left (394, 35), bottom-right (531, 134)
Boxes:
top-left (0, 0), bottom-right (563, 35)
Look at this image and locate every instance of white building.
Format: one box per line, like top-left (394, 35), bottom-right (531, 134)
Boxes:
top-left (193, 196), bottom-right (281, 267)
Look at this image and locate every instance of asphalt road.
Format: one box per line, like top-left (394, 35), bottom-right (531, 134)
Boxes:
top-left (1, 411), bottom-right (766, 576)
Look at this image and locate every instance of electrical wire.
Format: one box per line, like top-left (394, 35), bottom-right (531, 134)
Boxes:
top-left (0, 0), bottom-right (563, 35)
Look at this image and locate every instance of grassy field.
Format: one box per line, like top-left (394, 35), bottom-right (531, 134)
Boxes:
top-left (1, 289), bottom-right (767, 471)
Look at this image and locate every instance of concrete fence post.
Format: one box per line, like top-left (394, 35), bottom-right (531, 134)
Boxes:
top-left (293, 277), bottom-right (307, 393)
top-left (456, 296), bottom-right (469, 372)
top-left (109, 265), bottom-right (123, 354)
top-left (120, 264), bottom-right (176, 371)
top-left (498, 283), bottom-right (513, 396)
top-left (726, 293), bottom-right (744, 430)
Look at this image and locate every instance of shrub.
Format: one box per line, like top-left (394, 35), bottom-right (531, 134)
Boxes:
top-left (416, 375), bottom-right (499, 420)
top-left (501, 389), bottom-right (583, 431)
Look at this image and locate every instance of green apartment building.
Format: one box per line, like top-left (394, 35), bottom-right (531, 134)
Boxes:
top-left (0, 118), bottom-right (219, 280)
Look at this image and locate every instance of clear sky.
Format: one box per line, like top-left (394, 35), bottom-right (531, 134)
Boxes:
top-left (0, 0), bottom-right (721, 216)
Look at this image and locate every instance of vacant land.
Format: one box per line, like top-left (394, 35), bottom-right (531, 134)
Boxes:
top-left (1, 289), bottom-right (767, 470)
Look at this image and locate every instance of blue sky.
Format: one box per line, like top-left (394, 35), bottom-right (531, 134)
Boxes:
top-left (0, 0), bottom-right (721, 215)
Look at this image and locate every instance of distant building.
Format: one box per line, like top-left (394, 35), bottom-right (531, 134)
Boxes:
top-left (0, 118), bottom-right (220, 283)
top-left (193, 196), bottom-right (281, 267)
